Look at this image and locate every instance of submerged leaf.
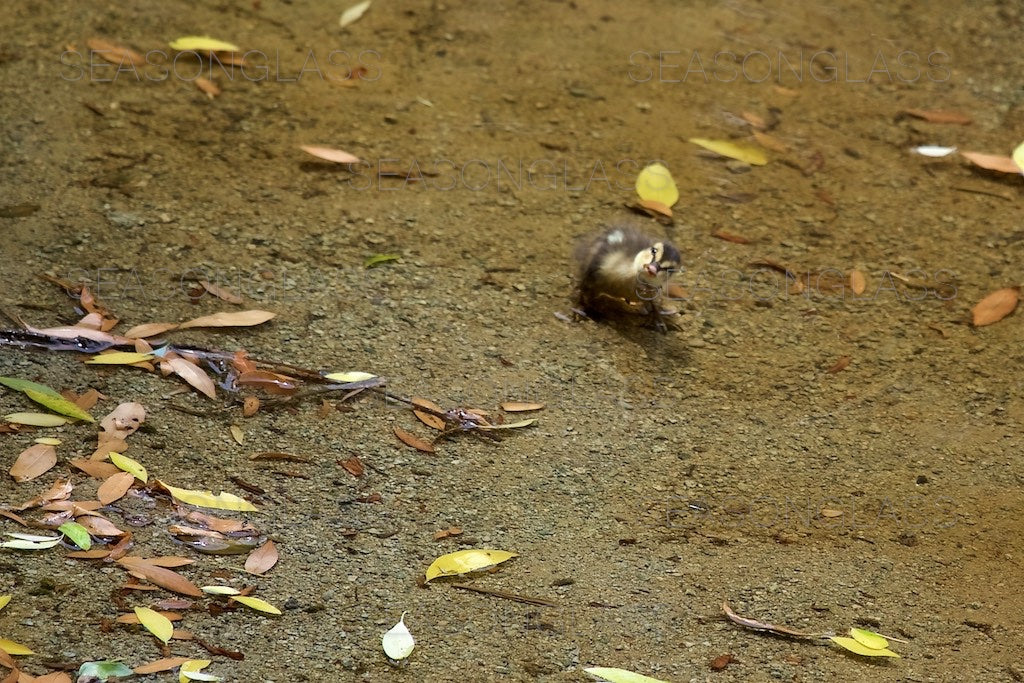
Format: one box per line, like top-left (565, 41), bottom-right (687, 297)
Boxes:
top-left (690, 137), bottom-right (768, 166)
top-left (169, 36), bottom-right (240, 52)
top-left (158, 481), bottom-right (258, 512)
top-left (830, 635), bottom-right (900, 658)
top-left (201, 586), bottom-right (241, 595)
top-left (167, 357), bottom-right (217, 399)
top-left (98, 471), bottom-right (136, 505)
top-left (584, 667), bottom-right (670, 683)
top-left (425, 548), bottom-right (517, 581)
top-left (135, 606), bottom-right (174, 643)
top-left (634, 163), bottom-right (679, 207)
top-left (230, 595), bottom-right (282, 615)
top-left (393, 425), bottom-right (435, 453)
top-left (58, 521), bottom-right (92, 550)
top-left (477, 418), bottom-right (536, 430)
top-left (381, 612), bottom-right (415, 660)
top-left (179, 659), bottom-right (218, 683)
top-left (244, 539), bottom-right (279, 575)
top-left (960, 151), bottom-right (1021, 174)
top-left (134, 657), bottom-right (191, 675)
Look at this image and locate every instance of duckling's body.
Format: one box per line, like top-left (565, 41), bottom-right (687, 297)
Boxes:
top-left (574, 226), bottom-right (681, 330)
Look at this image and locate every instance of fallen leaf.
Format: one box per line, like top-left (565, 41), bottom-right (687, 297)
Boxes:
top-left (58, 521), bottom-right (92, 550)
top-left (830, 635), bottom-right (900, 658)
top-left (242, 396), bottom-right (261, 417)
top-left (425, 548), bottom-right (517, 581)
top-left (157, 480), bottom-right (258, 512)
top-left (201, 585), bottom-right (240, 595)
top-left (339, 455), bottom-right (364, 477)
top-left (135, 606), bottom-right (174, 643)
top-left (97, 471), bottom-right (136, 505)
top-left (235, 370), bottom-right (298, 395)
top-left (1014, 141), bottom-right (1024, 171)
top-left (849, 270), bottom-right (867, 295)
top-left (169, 36), bottom-right (240, 52)
top-left (198, 280), bottom-right (243, 304)
top-left (636, 199), bottom-right (672, 217)
top-left (364, 253), bottom-right (401, 268)
top-left (134, 657), bottom-right (191, 675)
top-left (76, 515), bottom-right (126, 537)
top-left (393, 425), bottom-right (435, 453)
top-left (4, 412), bottom-right (68, 427)
top-left (70, 457), bottom-right (121, 480)
top-left (433, 527), bottom-right (463, 540)
top-left (826, 356), bottom-right (851, 374)
top-left (971, 287), bottom-right (1019, 326)
top-left (324, 370), bottom-right (376, 382)
top-left (340, 0), bottom-right (372, 28)
top-left (230, 595), bottom-right (281, 615)
top-left (300, 145), bottom-right (361, 164)
top-left (109, 452), bottom-right (148, 482)
top-left (178, 659), bottom-right (216, 682)
top-left (24, 388), bottom-right (95, 422)
top-left (381, 612), bottom-right (414, 660)
top-left (167, 356), bottom-right (217, 399)
top-left (118, 556), bottom-right (202, 596)
top-left (902, 108), bottom-right (973, 125)
top-left (0, 638), bottom-right (35, 656)
top-left (960, 151), bottom-right (1021, 174)
top-left (9, 444), bottom-right (57, 482)
top-left (820, 508), bottom-right (843, 518)
top-left (912, 145), bottom-right (958, 158)
top-left (85, 352), bottom-right (154, 365)
top-left (244, 540), bottom-right (279, 575)
top-left (229, 425), bottom-right (244, 445)
top-left (752, 130), bottom-right (788, 153)
top-left (635, 163), bottom-right (679, 207)
top-left (583, 666), bottom-right (670, 683)
top-left (709, 654), bottom-right (734, 671)
top-left (195, 77), bottom-right (220, 98)
top-left (477, 418), bottom-right (535, 430)
top-left (690, 137), bottom-right (768, 166)
top-left (125, 310), bottom-right (276, 338)
top-left (12, 478), bottom-right (73, 510)
top-left (86, 37), bottom-right (146, 66)
top-left (99, 402), bottom-right (145, 439)
top-left (500, 401), bottom-right (545, 412)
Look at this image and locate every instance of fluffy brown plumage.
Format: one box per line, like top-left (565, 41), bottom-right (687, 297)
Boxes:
top-left (573, 226), bottom-right (681, 329)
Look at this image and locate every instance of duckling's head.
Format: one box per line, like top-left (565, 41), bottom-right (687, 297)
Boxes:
top-left (633, 241), bottom-right (681, 286)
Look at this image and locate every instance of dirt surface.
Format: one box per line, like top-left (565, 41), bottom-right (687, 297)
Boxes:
top-left (2, 1), bottom-right (1023, 681)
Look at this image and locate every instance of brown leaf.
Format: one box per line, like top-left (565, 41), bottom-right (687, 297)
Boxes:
top-left (300, 144), bottom-right (361, 164)
top-left (13, 478), bottom-right (73, 510)
top-left (77, 515), bottom-right (126, 537)
top-left (235, 370), bottom-right (298, 395)
top-left (902, 108), bottom-right (973, 125)
top-left (70, 457), bottom-right (121, 480)
top-left (99, 402), bottom-right (146, 438)
top-left (92, 437), bottom-right (128, 460)
top-left (712, 230), bottom-right (751, 244)
top-left (134, 657), bottom-right (192, 675)
top-left (33, 673), bottom-right (73, 683)
top-left (393, 425), bottom-right (435, 453)
top-left (971, 287), bottom-right (1019, 326)
top-left (86, 37), bottom-right (146, 66)
top-left (145, 556), bottom-right (195, 567)
top-left (411, 397), bottom-right (446, 430)
top-left (339, 455), bottom-right (365, 477)
top-left (199, 280), bottom-right (243, 304)
top-left (709, 654), bottom-right (734, 671)
top-left (250, 451), bottom-right (310, 462)
top-left (167, 356), bottom-right (217, 399)
top-left (97, 471), bottom-right (136, 505)
top-left (195, 77), bottom-right (220, 98)
top-left (849, 269), bottom-right (867, 295)
top-left (67, 549), bottom-right (112, 559)
top-left (752, 130), bottom-right (788, 152)
top-left (9, 444), bottom-right (57, 482)
top-left (433, 527), bottom-right (463, 540)
top-left (826, 356), bottom-right (851, 374)
top-left (118, 556), bottom-right (202, 596)
top-left (180, 509), bottom-right (255, 534)
top-left (636, 199), bottom-right (673, 217)
top-left (0, 508), bottom-right (28, 526)
top-left (179, 310), bottom-right (276, 330)
top-left (123, 321), bottom-right (180, 338)
top-left (960, 151), bottom-right (1021, 174)
top-left (500, 402), bottom-right (545, 412)
top-left (244, 539), bottom-right (279, 575)
top-left (242, 396), bottom-right (261, 417)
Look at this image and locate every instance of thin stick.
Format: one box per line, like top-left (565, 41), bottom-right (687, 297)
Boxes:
top-left (451, 584), bottom-right (557, 607)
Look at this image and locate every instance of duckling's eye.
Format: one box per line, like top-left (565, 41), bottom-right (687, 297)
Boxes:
top-left (649, 246), bottom-right (658, 261)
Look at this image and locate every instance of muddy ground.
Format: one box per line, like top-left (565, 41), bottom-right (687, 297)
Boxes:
top-left (1, 0), bottom-right (1023, 681)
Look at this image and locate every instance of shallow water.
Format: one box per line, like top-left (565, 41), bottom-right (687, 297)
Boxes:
top-left (1, 1), bottom-right (1022, 681)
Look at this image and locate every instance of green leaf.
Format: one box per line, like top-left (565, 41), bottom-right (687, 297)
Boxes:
top-left (0, 377), bottom-right (62, 397)
top-left (830, 636), bottom-right (900, 658)
top-left (364, 253), bottom-right (401, 268)
top-left (4, 412), bottom-right (69, 426)
top-left (78, 660), bottom-right (135, 680)
top-left (24, 388), bottom-right (95, 422)
top-left (58, 521), bottom-right (92, 550)
top-left (110, 451), bottom-right (149, 482)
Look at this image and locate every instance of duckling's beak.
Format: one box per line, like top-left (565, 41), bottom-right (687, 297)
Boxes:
top-left (644, 262), bottom-right (660, 276)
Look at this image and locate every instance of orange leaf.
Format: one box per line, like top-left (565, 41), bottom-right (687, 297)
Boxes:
top-left (971, 287), bottom-right (1019, 327)
top-left (86, 37), bottom-right (146, 66)
top-left (195, 77), bottom-right (220, 98)
top-left (300, 144), bottom-right (361, 164)
top-left (244, 540), bottom-right (279, 575)
top-left (339, 455), bottom-right (364, 477)
top-left (97, 471), bottom-right (136, 505)
top-left (117, 556), bottom-right (202, 596)
top-left (76, 516), bottom-right (126, 537)
top-left (961, 151), bottom-right (1021, 174)
top-left (133, 657), bottom-right (191, 674)
top-left (393, 425), bottom-right (435, 453)
top-left (902, 108), bottom-right (973, 125)
top-left (9, 444), bottom-right (57, 482)
top-left (849, 270), bottom-right (867, 295)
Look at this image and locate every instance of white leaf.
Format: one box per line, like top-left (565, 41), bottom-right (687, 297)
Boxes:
top-left (911, 145), bottom-right (957, 158)
top-left (6, 532), bottom-right (60, 542)
top-left (381, 612), bottom-right (415, 660)
top-left (340, 0), bottom-right (371, 28)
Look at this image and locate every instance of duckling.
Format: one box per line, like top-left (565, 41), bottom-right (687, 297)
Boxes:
top-left (573, 226), bottom-right (681, 331)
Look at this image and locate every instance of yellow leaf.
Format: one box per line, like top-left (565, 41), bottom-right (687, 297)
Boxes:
top-left (230, 595), bottom-right (282, 615)
top-left (477, 418), bottom-right (536, 430)
top-left (634, 163), bottom-right (679, 207)
top-left (110, 452), bottom-right (148, 483)
top-left (4, 412), bottom-right (69, 427)
top-left (583, 667), bottom-right (671, 683)
top-left (179, 659), bottom-right (216, 683)
top-left (425, 548), bottom-right (518, 581)
top-left (34, 437), bottom-right (62, 445)
top-left (158, 480), bottom-right (258, 512)
top-left (1012, 141), bottom-right (1024, 172)
top-left (849, 627), bottom-right (889, 650)
top-left (24, 388), bottom-right (95, 422)
top-left (0, 638), bottom-right (34, 655)
top-left (169, 36), bottom-right (240, 52)
top-left (86, 352), bottom-right (155, 365)
top-left (0, 595), bottom-right (10, 610)
top-left (689, 137), bottom-right (768, 166)
top-left (201, 586), bottom-right (241, 595)
top-left (830, 636), bottom-right (900, 658)
top-left (135, 606), bottom-right (174, 643)
top-left (324, 371), bottom-right (376, 382)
